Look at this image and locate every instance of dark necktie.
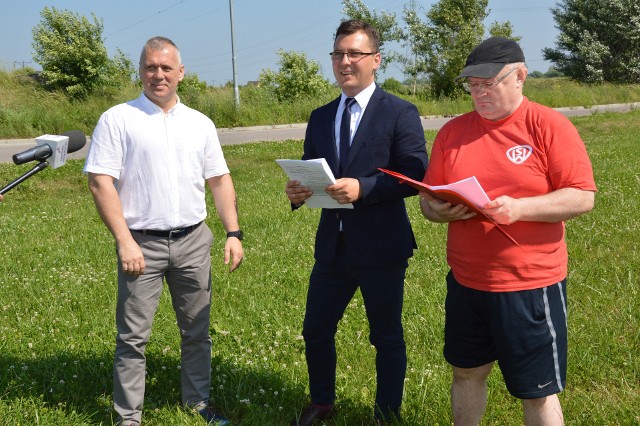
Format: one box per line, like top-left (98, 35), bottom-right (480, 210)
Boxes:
top-left (339, 97), bottom-right (356, 177)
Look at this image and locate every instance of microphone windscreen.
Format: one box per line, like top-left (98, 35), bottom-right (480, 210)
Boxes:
top-left (62, 130), bottom-right (87, 154)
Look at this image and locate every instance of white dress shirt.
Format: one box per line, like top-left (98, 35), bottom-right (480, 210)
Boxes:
top-left (84, 93), bottom-right (229, 230)
top-left (334, 81), bottom-right (377, 156)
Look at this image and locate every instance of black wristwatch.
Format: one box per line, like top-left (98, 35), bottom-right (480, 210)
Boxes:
top-left (226, 230), bottom-right (244, 241)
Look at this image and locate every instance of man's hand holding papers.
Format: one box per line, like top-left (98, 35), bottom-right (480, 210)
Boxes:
top-left (278, 158), bottom-right (354, 209)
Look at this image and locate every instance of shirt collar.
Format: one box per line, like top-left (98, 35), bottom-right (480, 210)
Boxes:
top-left (341, 81), bottom-right (376, 110)
top-left (139, 92), bottom-right (183, 115)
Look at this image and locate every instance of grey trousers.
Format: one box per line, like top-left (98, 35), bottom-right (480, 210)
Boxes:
top-left (113, 223), bottom-right (213, 424)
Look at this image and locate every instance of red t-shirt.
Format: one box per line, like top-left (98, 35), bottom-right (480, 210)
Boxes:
top-left (425, 97), bottom-right (596, 292)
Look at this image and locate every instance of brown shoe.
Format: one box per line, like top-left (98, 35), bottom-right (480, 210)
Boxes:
top-left (290, 404), bottom-right (336, 426)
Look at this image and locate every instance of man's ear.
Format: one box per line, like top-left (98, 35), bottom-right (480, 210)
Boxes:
top-left (373, 52), bottom-right (382, 71)
top-left (517, 66), bottom-right (528, 84)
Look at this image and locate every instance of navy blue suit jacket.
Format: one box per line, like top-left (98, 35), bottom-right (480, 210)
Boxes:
top-left (301, 86), bottom-right (428, 268)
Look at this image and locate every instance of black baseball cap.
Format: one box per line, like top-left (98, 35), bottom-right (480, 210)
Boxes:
top-left (458, 36), bottom-right (525, 79)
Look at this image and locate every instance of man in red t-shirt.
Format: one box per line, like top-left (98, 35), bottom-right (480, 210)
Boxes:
top-left (420, 37), bottom-right (596, 425)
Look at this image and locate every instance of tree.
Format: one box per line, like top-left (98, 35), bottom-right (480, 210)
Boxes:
top-left (103, 49), bottom-right (136, 90)
top-left (543, 0), bottom-right (640, 83)
top-left (380, 77), bottom-right (407, 95)
top-left (488, 21), bottom-right (520, 42)
top-left (178, 72), bottom-right (207, 96)
top-left (32, 7), bottom-right (134, 98)
top-left (341, 0), bottom-right (402, 71)
top-left (545, 66), bottom-right (564, 78)
top-left (344, 0), bottom-right (518, 98)
top-left (403, 0), bottom-right (489, 98)
top-left (258, 50), bottom-right (332, 102)
top-left (399, 1), bottom-right (433, 96)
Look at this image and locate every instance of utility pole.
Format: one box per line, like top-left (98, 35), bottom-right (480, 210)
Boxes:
top-left (229, 0), bottom-right (240, 109)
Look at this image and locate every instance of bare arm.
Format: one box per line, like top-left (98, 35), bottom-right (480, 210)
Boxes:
top-left (207, 173), bottom-right (244, 272)
top-left (87, 172), bottom-right (145, 274)
top-left (482, 187), bottom-right (595, 225)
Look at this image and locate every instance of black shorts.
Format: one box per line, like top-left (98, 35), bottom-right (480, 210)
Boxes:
top-left (443, 271), bottom-right (567, 399)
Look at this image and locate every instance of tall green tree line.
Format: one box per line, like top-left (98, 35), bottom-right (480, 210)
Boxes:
top-left (28, 1), bottom-right (640, 104)
top-left (543, 0), bottom-right (640, 83)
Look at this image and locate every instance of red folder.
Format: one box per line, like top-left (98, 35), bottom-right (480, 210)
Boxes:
top-left (379, 168), bottom-right (521, 247)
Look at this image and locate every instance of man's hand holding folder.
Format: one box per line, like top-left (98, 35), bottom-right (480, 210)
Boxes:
top-left (379, 168), bottom-right (521, 247)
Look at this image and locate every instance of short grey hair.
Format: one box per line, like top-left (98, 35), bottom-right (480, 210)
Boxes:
top-left (140, 36), bottom-right (181, 64)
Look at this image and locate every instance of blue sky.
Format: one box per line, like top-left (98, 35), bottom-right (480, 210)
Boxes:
top-left (1, 0), bottom-right (559, 85)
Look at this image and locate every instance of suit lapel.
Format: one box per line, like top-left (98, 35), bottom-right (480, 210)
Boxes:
top-left (326, 97), bottom-right (341, 177)
top-left (345, 86), bottom-right (383, 170)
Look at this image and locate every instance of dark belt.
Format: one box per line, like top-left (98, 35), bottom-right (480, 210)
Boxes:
top-left (131, 221), bottom-right (203, 239)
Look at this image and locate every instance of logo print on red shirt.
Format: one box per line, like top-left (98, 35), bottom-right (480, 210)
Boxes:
top-left (506, 145), bottom-right (533, 164)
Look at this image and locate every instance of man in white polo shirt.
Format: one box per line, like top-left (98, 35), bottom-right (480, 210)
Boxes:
top-left (84, 36), bottom-right (242, 426)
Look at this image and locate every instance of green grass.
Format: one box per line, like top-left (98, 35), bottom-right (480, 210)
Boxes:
top-left (0, 110), bottom-right (639, 425)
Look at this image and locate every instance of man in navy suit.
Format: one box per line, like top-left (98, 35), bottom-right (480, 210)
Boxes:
top-left (286, 19), bottom-right (428, 426)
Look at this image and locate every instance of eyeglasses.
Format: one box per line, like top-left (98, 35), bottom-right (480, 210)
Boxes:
top-left (329, 51), bottom-right (375, 62)
top-left (462, 66), bottom-right (520, 92)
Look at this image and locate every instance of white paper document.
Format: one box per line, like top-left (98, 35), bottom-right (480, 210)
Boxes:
top-left (276, 158), bottom-right (354, 209)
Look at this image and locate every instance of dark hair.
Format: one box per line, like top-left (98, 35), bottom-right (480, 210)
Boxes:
top-left (334, 19), bottom-right (380, 52)
top-left (140, 36), bottom-right (181, 64)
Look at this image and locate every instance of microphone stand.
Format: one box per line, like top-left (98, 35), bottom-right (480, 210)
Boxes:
top-left (0, 161), bottom-right (49, 194)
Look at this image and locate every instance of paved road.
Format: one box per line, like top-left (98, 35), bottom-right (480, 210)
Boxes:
top-left (1, 102), bottom-right (637, 164)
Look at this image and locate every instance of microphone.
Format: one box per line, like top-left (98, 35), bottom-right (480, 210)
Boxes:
top-left (0, 130), bottom-right (87, 195)
top-left (12, 130), bottom-right (87, 169)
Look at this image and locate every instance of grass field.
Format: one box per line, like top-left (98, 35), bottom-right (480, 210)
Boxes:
top-left (0, 109), bottom-right (638, 425)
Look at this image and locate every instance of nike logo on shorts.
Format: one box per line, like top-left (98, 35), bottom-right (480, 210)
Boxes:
top-left (537, 381), bottom-right (553, 389)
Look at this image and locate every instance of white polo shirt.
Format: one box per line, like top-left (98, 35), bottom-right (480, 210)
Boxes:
top-left (84, 93), bottom-right (230, 230)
